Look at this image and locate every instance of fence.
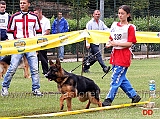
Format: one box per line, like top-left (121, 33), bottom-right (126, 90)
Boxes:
top-left (5, 0), bottom-right (160, 59)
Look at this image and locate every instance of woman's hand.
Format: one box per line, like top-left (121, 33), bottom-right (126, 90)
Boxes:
top-left (109, 40), bottom-right (133, 48)
top-left (105, 41), bottom-right (112, 48)
top-left (109, 40), bottom-right (118, 47)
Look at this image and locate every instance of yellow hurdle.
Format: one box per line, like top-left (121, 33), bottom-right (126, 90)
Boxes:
top-left (0, 100), bottom-right (149, 119)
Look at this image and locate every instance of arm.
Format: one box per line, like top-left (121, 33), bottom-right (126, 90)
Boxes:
top-left (64, 20), bottom-right (69, 32)
top-left (43, 19), bottom-right (50, 35)
top-left (109, 40), bottom-right (133, 48)
top-left (44, 29), bottom-right (50, 35)
top-left (7, 14), bottom-right (16, 39)
top-left (105, 36), bottom-right (112, 48)
top-left (35, 16), bottom-right (42, 35)
top-left (51, 21), bottom-right (56, 34)
top-left (86, 21), bottom-right (92, 30)
top-left (85, 22), bottom-right (91, 48)
top-left (7, 15), bottom-right (15, 34)
top-left (102, 22), bottom-right (109, 31)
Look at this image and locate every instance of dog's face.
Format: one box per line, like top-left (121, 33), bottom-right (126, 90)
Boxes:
top-left (45, 59), bottom-right (66, 82)
top-left (45, 59), bottom-right (60, 81)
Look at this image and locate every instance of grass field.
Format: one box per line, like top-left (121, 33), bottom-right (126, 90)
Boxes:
top-left (0, 58), bottom-right (160, 119)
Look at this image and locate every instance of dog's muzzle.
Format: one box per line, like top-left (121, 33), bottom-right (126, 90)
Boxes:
top-left (44, 74), bottom-right (51, 81)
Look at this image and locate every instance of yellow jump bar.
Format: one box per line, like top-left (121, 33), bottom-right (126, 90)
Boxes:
top-left (0, 100), bottom-right (149, 119)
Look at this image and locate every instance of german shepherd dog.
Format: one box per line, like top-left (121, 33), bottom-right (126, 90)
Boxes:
top-left (0, 55), bottom-right (30, 79)
top-left (45, 59), bottom-right (102, 111)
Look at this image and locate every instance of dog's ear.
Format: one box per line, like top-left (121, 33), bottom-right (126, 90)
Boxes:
top-left (56, 58), bottom-right (61, 65)
top-left (55, 58), bottom-right (62, 70)
top-left (49, 60), bottom-right (54, 65)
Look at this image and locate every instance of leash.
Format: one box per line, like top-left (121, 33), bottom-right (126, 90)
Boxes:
top-left (101, 66), bottom-right (113, 79)
top-left (70, 47), bottom-right (106, 73)
top-left (59, 77), bottom-right (69, 87)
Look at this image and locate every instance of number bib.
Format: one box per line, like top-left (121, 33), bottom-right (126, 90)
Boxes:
top-left (110, 22), bottom-right (135, 49)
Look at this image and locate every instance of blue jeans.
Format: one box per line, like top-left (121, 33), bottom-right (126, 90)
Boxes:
top-left (106, 65), bottom-right (137, 101)
top-left (58, 46), bottom-right (64, 59)
top-left (2, 52), bottom-right (40, 91)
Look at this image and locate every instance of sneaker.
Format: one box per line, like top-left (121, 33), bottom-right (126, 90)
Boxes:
top-left (83, 69), bottom-right (90, 73)
top-left (102, 98), bottom-right (112, 106)
top-left (132, 95), bottom-right (141, 103)
top-left (32, 89), bottom-right (43, 96)
top-left (44, 74), bottom-right (47, 77)
top-left (59, 58), bottom-right (63, 61)
top-left (103, 66), bottom-right (111, 74)
top-left (1, 87), bottom-right (9, 96)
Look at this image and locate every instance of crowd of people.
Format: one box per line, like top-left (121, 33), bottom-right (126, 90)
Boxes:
top-left (0, 0), bottom-right (141, 106)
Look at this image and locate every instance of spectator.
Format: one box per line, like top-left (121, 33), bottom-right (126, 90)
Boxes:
top-left (102, 5), bottom-right (141, 106)
top-left (51, 12), bottom-right (69, 61)
top-left (34, 6), bottom-right (50, 75)
top-left (1, 0), bottom-right (43, 96)
top-left (83, 10), bottom-right (110, 73)
top-left (0, 1), bottom-right (10, 60)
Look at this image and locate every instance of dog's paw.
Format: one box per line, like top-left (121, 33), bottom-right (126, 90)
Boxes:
top-left (24, 75), bottom-right (31, 79)
top-left (60, 104), bottom-right (64, 110)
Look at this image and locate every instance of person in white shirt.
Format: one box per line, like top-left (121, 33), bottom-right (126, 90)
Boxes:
top-left (83, 10), bottom-right (110, 73)
top-left (34, 6), bottom-right (50, 75)
top-left (1, 0), bottom-right (43, 96)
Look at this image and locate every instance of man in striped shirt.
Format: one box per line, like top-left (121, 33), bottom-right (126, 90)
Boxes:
top-left (1, 0), bottom-right (43, 96)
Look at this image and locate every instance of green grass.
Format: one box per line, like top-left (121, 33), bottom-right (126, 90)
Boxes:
top-left (0, 58), bottom-right (160, 119)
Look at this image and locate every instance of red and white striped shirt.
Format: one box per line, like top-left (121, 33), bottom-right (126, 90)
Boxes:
top-left (7, 11), bottom-right (42, 39)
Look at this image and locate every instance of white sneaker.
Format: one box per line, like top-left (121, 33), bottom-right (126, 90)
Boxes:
top-left (1, 87), bottom-right (9, 96)
top-left (32, 89), bottom-right (43, 96)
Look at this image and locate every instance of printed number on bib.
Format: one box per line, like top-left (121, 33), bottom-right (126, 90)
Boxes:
top-left (114, 34), bottom-right (122, 40)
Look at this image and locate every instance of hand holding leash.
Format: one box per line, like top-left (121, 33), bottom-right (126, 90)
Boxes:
top-left (102, 66), bottom-right (112, 79)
